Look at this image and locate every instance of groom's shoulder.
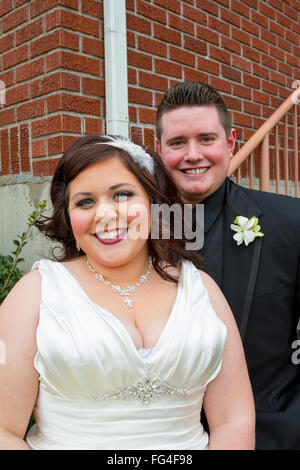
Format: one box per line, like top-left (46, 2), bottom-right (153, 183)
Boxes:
top-left (229, 179), bottom-right (300, 219)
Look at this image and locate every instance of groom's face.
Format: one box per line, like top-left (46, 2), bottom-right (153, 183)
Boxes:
top-left (156, 105), bottom-right (236, 204)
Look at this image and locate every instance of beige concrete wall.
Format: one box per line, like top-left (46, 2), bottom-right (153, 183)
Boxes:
top-left (0, 178), bottom-right (56, 274)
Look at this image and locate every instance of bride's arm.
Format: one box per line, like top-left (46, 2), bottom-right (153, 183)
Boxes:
top-left (200, 271), bottom-right (255, 450)
top-left (0, 270), bottom-right (41, 450)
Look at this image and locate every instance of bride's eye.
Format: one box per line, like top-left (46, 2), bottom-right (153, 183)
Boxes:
top-left (113, 191), bottom-right (134, 202)
top-left (75, 198), bottom-right (94, 208)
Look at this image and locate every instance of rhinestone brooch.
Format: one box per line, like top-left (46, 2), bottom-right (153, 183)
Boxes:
top-left (93, 371), bottom-right (193, 406)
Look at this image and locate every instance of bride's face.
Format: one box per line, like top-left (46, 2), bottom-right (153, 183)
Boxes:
top-left (68, 156), bottom-right (151, 268)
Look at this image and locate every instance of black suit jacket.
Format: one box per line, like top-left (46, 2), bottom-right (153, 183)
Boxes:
top-left (204, 178), bottom-right (300, 450)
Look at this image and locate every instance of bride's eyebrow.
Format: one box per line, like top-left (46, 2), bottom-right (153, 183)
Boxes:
top-left (71, 192), bottom-right (93, 200)
top-left (109, 183), bottom-right (136, 190)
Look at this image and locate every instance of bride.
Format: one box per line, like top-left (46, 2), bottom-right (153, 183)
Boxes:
top-left (0, 135), bottom-right (255, 450)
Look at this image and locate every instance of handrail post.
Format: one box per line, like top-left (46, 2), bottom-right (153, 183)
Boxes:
top-left (259, 134), bottom-right (270, 192)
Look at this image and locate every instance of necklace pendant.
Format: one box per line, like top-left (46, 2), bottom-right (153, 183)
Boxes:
top-left (124, 297), bottom-right (133, 308)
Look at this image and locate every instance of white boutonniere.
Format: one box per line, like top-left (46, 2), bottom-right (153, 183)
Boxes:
top-left (231, 216), bottom-right (264, 246)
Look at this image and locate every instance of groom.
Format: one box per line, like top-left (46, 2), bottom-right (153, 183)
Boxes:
top-left (155, 80), bottom-right (300, 450)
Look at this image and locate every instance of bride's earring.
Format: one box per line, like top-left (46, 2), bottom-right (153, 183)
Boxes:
top-left (76, 241), bottom-right (80, 251)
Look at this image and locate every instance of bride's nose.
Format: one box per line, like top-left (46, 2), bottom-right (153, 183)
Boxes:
top-left (94, 202), bottom-right (118, 226)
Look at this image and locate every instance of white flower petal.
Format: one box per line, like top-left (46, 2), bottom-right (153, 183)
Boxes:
top-left (243, 230), bottom-right (256, 246)
top-left (237, 216), bottom-right (249, 227)
top-left (230, 224), bottom-right (241, 232)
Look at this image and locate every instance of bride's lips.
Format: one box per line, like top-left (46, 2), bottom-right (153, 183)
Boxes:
top-left (94, 228), bottom-right (128, 245)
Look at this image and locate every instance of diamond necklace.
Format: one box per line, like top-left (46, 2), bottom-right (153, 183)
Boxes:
top-left (86, 258), bottom-right (152, 308)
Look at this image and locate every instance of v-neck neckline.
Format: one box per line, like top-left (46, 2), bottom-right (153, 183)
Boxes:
top-left (55, 260), bottom-right (184, 365)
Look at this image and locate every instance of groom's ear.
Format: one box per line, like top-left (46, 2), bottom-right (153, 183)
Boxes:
top-left (155, 137), bottom-right (161, 155)
top-left (228, 128), bottom-right (236, 158)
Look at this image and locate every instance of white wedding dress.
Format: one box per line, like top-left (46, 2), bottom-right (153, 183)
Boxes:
top-left (26, 259), bottom-right (227, 450)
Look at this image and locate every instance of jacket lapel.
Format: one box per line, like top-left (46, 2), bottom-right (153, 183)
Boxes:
top-left (222, 179), bottom-right (263, 340)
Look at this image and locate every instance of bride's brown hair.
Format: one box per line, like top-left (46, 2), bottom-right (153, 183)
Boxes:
top-left (35, 134), bottom-right (202, 283)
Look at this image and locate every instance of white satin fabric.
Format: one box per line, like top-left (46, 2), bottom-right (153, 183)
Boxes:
top-left (26, 259), bottom-right (227, 450)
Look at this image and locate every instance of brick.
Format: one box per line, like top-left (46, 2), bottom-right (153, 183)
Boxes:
top-left (251, 37), bottom-right (269, 54)
top-left (243, 73), bottom-right (261, 89)
top-left (31, 114), bottom-right (72, 138)
top-left (169, 46), bottom-right (195, 67)
top-left (2, 5), bottom-right (28, 33)
top-left (208, 17), bottom-right (230, 36)
top-left (243, 101), bottom-right (261, 116)
top-left (209, 77), bottom-right (232, 95)
top-left (210, 46), bottom-right (231, 65)
top-left (10, 126), bottom-right (19, 174)
top-left (153, 0), bottom-right (181, 15)
top-left (231, 0), bottom-right (250, 18)
top-left (81, 37), bottom-right (104, 58)
top-left (195, 0), bottom-right (218, 16)
top-left (47, 135), bottom-right (77, 156)
top-left (139, 71), bottom-right (168, 91)
top-left (84, 117), bottom-right (102, 134)
top-left (30, 0), bottom-right (72, 17)
top-left (81, 0), bottom-right (103, 18)
top-left (269, 45), bottom-right (285, 61)
top-left (242, 18), bottom-right (260, 37)
top-left (16, 18), bottom-right (43, 46)
top-left (232, 84), bottom-right (251, 100)
top-left (46, 9), bottom-right (99, 38)
top-left (0, 33), bottom-right (14, 54)
top-left (184, 35), bottom-right (207, 56)
top-left (221, 36), bottom-right (241, 55)
top-left (139, 107), bottom-right (156, 125)
top-left (253, 63), bottom-right (269, 80)
top-left (3, 44), bottom-right (29, 70)
top-left (277, 36), bottom-right (292, 53)
top-left (182, 3), bottom-right (207, 25)
top-left (128, 87), bottom-right (153, 106)
top-left (270, 70), bottom-right (286, 86)
top-left (32, 139), bottom-right (46, 159)
top-left (0, 107), bottom-right (15, 127)
top-left (130, 126), bottom-right (143, 146)
top-left (153, 23), bottom-right (181, 46)
top-left (0, 128), bottom-right (10, 176)
top-left (127, 50), bottom-right (152, 71)
top-left (197, 57), bottom-right (219, 76)
top-left (168, 13), bottom-right (194, 35)
top-left (138, 36), bottom-right (167, 58)
top-left (136, 0), bottom-right (167, 24)
top-left (17, 98), bottom-right (45, 121)
top-left (220, 8), bottom-right (240, 27)
top-left (269, 20), bottom-right (285, 38)
top-left (0, 0), bottom-right (12, 18)
top-left (127, 13), bottom-right (151, 35)
top-left (233, 112), bottom-right (253, 128)
top-left (154, 58), bottom-right (182, 78)
top-left (231, 26), bottom-right (251, 46)
top-left (16, 58), bottom-right (44, 83)
top-left (251, 10), bottom-right (269, 29)
top-left (47, 93), bottom-right (100, 116)
top-left (6, 84), bottom-right (29, 106)
top-left (232, 55), bottom-right (251, 72)
top-left (31, 31), bottom-right (61, 58)
top-left (196, 25), bottom-right (219, 45)
top-left (253, 90), bottom-right (270, 105)
top-left (20, 123), bottom-right (30, 172)
top-left (33, 157), bottom-right (61, 177)
top-left (222, 65), bottom-right (241, 83)
top-left (184, 67), bottom-right (209, 83)
top-left (46, 51), bottom-right (100, 76)
top-left (144, 127), bottom-right (155, 150)
top-left (82, 77), bottom-right (105, 97)
top-left (128, 67), bottom-right (137, 85)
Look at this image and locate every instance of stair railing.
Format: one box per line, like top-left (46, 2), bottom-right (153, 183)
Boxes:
top-left (228, 85), bottom-right (300, 197)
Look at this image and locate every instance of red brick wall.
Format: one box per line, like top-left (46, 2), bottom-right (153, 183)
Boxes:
top-left (0, 0), bottom-right (299, 178)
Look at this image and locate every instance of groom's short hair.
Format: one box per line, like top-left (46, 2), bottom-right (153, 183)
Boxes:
top-left (156, 81), bottom-right (232, 142)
